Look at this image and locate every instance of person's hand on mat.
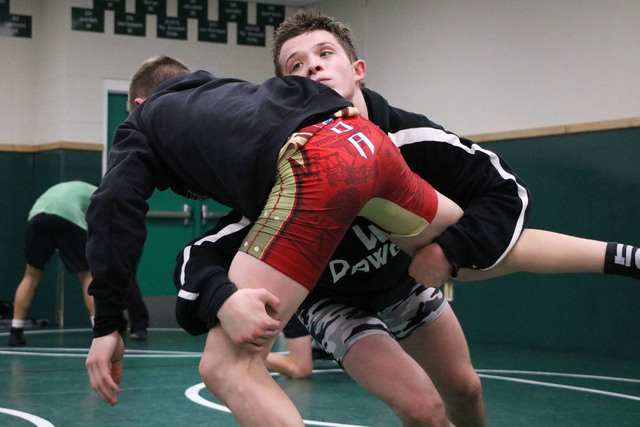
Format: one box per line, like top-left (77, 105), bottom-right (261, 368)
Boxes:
top-left (217, 288), bottom-right (282, 352)
top-left (86, 331), bottom-right (125, 406)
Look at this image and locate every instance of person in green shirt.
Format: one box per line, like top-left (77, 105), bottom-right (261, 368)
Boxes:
top-left (8, 180), bottom-right (151, 346)
top-left (8, 181), bottom-right (97, 346)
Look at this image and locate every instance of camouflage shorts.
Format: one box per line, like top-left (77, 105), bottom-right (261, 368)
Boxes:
top-left (297, 284), bottom-right (447, 366)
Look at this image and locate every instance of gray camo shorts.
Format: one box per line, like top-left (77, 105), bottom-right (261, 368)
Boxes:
top-left (297, 284), bottom-right (447, 366)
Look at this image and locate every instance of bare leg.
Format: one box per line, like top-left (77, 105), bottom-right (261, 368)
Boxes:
top-left (199, 252), bottom-right (308, 426)
top-left (457, 229), bottom-right (607, 281)
top-left (401, 306), bottom-right (486, 427)
top-left (342, 334), bottom-right (452, 427)
top-left (12, 265), bottom-right (43, 320)
top-left (76, 270), bottom-right (95, 316)
top-left (200, 327), bottom-right (303, 427)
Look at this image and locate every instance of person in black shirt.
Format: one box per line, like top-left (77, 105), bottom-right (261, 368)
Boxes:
top-left (179, 12), bottom-right (640, 426)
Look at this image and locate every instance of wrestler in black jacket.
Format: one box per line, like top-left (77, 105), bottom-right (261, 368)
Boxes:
top-left (173, 86), bottom-right (530, 335)
top-left (86, 70), bottom-right (351, 337)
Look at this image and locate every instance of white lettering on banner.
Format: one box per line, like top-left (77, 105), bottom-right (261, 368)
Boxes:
top-left (330, 120), bottom-right (354, 134)
top-left (348, 132), bottom-right (375, 159)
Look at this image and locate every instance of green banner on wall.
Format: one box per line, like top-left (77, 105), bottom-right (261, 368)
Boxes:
top-left (0, 13), bottom-right (31, 37)
top-left (115, 12), bottom-right (146, 36)
top-left (198, 19), bottom-right (227, 43)
top-left (157, 16), bottom-right (187, 40)
top-left (237, 23), bottom-right (265, 46)
top-left (136, 0), bottom-right (166, 15)
top-left (220, 0), bottom-right (247, 23)
top-left (257, 3), bottom-right (284, 27)
top-left (179, 0), bottom-right (207, 19)
top-left (71, 7), bottom-right (104, 33)
top-left (94, 0), bottom-right (125, 13)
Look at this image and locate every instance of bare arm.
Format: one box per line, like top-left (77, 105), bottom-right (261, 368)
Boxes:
top-left (265, 335), bottom-right (313, 379)
top-left (86, 331), bottom-right (125, 406)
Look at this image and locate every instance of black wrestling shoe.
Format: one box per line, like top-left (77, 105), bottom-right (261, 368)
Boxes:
top-left (8, 327), bottom-right (26, 346)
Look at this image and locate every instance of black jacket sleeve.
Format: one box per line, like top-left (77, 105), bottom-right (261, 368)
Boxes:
top-left (173, 211), bottom-right (251, 335)
top-left (364, 88), bottom-right (530, 271)
top-left (401, 133), bottom-right (530, 271)
top-left (86, 119), bottom-right (167, 337)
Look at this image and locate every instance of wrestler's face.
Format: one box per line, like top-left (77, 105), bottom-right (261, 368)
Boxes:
top-left (278, 30), bottom-right (365, 103)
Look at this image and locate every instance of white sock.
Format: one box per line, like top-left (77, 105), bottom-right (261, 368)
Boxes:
top-left (90, 316), bottom-right (95, 327)
top-left (12, 319), bottom-right (25, 329)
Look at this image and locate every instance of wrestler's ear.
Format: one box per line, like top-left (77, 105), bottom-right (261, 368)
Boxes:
top-left (353, 59), bottom-right (366, 84)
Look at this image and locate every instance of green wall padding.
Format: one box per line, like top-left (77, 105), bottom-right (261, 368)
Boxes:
top-left (452, 127), bottom-right (640, 359)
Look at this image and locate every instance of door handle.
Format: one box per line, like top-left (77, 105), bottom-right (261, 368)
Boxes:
top-left (201, 204), bottom-right (225, 227)
top-left (146, 203), bottom-right (192, 226)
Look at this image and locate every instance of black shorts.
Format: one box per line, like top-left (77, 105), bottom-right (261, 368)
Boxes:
top-left (282, 314), bottom-right (309, 339)
top-left (25, 213), bottom-right (89, 273)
